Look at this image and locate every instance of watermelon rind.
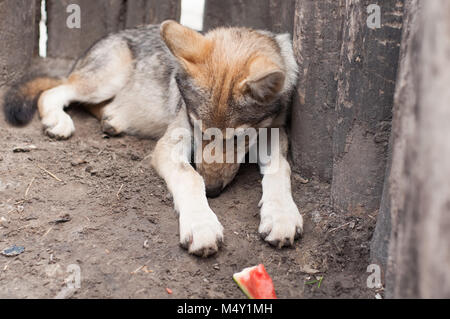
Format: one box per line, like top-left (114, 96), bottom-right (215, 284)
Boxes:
top-left (233, 265), bottom-right (258, 299)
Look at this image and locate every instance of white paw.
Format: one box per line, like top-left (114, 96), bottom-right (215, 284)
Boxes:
top-left (42, 111), bottom-right (75, 140)
top-left (258, 199), bottom-right (303, 248)
top-left (179, 208), bottom-right (224, 257)
top-left (101, 116), bottom-right (124, 136)
top-left (101, 108), bottom-right (129, 137)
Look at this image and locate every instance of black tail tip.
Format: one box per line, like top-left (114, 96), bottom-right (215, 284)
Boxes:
top-left (3, 87), bottom-right (37, 127)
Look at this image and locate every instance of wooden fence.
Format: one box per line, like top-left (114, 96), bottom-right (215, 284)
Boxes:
top-left (0, 0), bottom-right (36, 87)
top-left (0, 0), bottom-right (449, 298)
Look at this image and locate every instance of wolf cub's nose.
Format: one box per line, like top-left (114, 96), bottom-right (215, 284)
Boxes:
top-left (206, 184), bottom-right (223, 198)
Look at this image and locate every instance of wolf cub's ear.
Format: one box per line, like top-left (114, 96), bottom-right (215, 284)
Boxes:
top-left (160, 20), bottom-right (211, 67)
top-left (241, 56), bottom-right (285, 103)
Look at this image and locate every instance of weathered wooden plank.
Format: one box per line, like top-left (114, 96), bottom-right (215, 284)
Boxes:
top-left (46, 0), bottom-right (125, 59)
top-left (34, 0), bottom-right (42, 57)
top-left (370, 133), bottom-right (393, 273)
top-left (331, 0), bottom-right (403, 214)
top-left (290, 0), bottom-right (345, 182)
top-left (0, 0), bottom-right (37, 86)
top-left (383, 0), bottom-right (450, 299)
top-left (268, 0), bottom-right (296, 34)
top-left (125, 0), bottom-right (181, 28)
top-left (410, 0), bottom-right (450, 297)
top-left (203, 0), bottom-right (295, 34)
top-left (46, 0), bottom-right (181, 59)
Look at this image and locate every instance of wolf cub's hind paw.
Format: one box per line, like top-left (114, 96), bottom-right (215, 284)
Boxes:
top-left (101, 118), bottom-right (124, 137)
top-left (43, 112), bottom-right (75, 140)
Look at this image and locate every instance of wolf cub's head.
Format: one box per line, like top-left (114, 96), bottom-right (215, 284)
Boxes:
top-left (161, 20), bottom-right (297, 197)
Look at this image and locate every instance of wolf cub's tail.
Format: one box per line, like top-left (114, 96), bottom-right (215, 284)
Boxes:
top-left (3, 76), bottom-right (63, 126)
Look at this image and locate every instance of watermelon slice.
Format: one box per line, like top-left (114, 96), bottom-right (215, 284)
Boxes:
top-left (233, 264), bottom-right (277, 299)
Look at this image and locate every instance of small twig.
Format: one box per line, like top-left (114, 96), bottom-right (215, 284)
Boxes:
top-left (42, 227), bottom-right (53, 238)
top-left (131, 265), bottom-right (144, 274)
top-left (97, 148), bottom-right (105, 156)
top-left (24, 177), bottom-right (36, 198)
top-left (328, 222), bottom-right (352, 233)
top-left (37, 165), bottom-right (62, 182)
top-left (3, 262), bottom-right (11, 271)
top-left (116, 184), bottom-right (124, 199)
top-left (142, 266), bottom-right (153, 273)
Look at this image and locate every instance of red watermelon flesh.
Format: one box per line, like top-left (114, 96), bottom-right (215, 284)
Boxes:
top-left (233, 264), bottom-right (277, 299)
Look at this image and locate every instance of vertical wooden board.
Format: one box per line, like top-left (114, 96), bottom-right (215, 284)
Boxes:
top-left (385, 0), bottom-right (450, 299)
top-left (125, 0), bottom-right (181, 28)
top-left (46, 0), bottom-right (125, 59)
top-left (414, 0), bottom-right (450, 297)
top-left (331, 0), bottom-right (403, 214)
top-left (372, 1), bottom-right (422, 293)
top-left (146, 0), bottom-right (181, 25)
top-left (203, 0), bottom-right (295, 34)
top-left (268, 0), bottom-right (296, 34)
top-left (0, 0), bottom-right (36, 86)
top-left (125, 0), bottom-right (148, 28)
top-left (290, 0), bottom-right (345, 182)
top-left (369, 133), bottom-right (392, 273)
top-left (378, 0), bottom-right (422, 299)
top-left (204, 0), bottom-right (269, 31)
top-left (34, 0), bottom-right (42, 57)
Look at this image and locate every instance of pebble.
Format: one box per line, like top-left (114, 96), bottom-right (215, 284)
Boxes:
top-left (1, 245), bottom-right (25, 257)
top-left (71, 158), bottom-right (87, 166)
top-left (300, 265), bottom-right (320, 275)
top-left (13, 145), bottom-right (37, 153)
top-left (130, 154), bottom-right (141, 161)
top-left (293, 174), bottom-right (309, 184)
top-left (311, 211), bottom-right (322, 224)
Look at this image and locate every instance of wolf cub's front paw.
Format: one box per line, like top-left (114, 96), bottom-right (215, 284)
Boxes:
top-left (259, 199), bottom-right (304, 248)
top-left (179, 209), bottom-right (224, 257)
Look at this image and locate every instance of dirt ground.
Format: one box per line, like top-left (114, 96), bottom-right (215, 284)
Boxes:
top-left (0, 58), bottom-right (378, 299)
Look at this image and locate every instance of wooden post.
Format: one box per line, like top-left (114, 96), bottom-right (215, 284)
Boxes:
top-left (370, 133), bottom-right (393, 272)
top-left (46, 0), bottom-right (181, 60)
top-left (0, 0), bottom-right (37, 86)
top-left (331, 0), bottom-right (403, 214)
top-left (290, 0), bottom-right (345, 182)
top-left (383, 0), bottom-right (450, 298)
top-left (125, 0), bottom-right (181, 28)
top-left (382, 0), bottom-right (422, 298)
top-left (203, 0), bottom-right (295, 34)
top-left (46, 0), bottom-right (125, 59)
top-left (34, 0), bottom-right (42, 57)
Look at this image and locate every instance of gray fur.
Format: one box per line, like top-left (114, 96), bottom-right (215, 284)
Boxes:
top-left (61, 24), bottom-right (297, 138)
